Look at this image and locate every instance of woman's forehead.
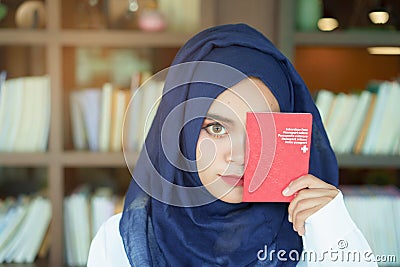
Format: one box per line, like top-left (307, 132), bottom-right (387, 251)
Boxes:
top-left (207, 78), bottom-right (280, 115)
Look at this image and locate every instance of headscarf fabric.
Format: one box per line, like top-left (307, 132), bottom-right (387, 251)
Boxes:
top-left (120, 23), bottom-right (338, 266)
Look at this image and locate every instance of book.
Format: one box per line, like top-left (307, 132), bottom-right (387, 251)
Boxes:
top-left (125, 72), bottom-right (141, 151)
top-left (374, 82), bottom-right (400, 154)
top-left (63, 186), bottom-right (121, 266)
top-left (141, 79), bottom-right (163, 139)
top-left (0, 78), bottom-right (24, 152)
top-left (341, 186), bottom-right (400, 259)
top-left (324, 93), bottom-right (347, 150)
top-left (362, 82), bottom-right (390, 154)
top-left (0, 78), bottom-right (12, 151)
top-left (13, 197), bottom-right (51, 263)
top-left (126, 72), bottom-right (147, 152)
top-left (98, 83), bottom-right (113, 152)
top-left (0, 71), bottom-right (6, 101)
top-left (64, 187), bottom-right (91, 266)
top-left (353, 94), bottom-right (377, 154)
top-left (243, 112), bottom-right (312, 202)
top-left (79, 89), bottom-right (102, 151)
top-left (336, 90), bottom-right (371, 154)
top-left (12, 76), bottom-right (50, 152)
top-left (0, 196), bottom-right (51, 263)
top-left (13, 77), bottom-right (36, 152)
top-left (0, 76), bottom-right (6, 150)
top-left (35, 76), bottom-right (51, 152)
top-left (134, 71), bottom-right (154, 150)
top-left (125, 71), bottom-right (164, 152)
top-left (109, 88), bottom-right (128, 151)
top-left (90, 188), bottom-right (116, 238)
top-left (314, 89), bottom-right (335, 126)
top-left (331, 93), bottom-right (359, 152)
top-left (388, 83), bottom-right (400, 155)
top-left (0, 198), bottom-right (29, 262)
top-left (70, 91), bottom-right (88, 150)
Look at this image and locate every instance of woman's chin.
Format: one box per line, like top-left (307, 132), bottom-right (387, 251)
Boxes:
top-left (219, 186), bottom-right (244, 203)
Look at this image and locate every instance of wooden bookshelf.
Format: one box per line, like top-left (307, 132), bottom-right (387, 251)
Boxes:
top-left (1, 0), bottom-right (399, 266)
top-left (0, 0), bottom-right (214, 265)
top-left (277, 0), bottom-right (400, 57)
top-left (277, 1), bottom-right (400, 260)
top-left (0, 0), bottom-right (280, 266)
top-left (277, 0), bottom-right (400, 172)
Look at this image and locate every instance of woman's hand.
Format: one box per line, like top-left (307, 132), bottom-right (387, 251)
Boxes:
top-left (282, 174), bottom-right (339, 236)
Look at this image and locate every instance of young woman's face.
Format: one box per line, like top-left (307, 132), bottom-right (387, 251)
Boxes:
top-left (196, 77), bottom-right (280, 203)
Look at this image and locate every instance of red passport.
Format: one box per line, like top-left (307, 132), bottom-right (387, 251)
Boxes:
top-left (243, 112), bottom-right (312, 202)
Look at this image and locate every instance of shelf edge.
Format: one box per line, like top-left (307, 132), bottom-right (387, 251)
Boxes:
top-left (61, 151), bottom-right (138, 167)
top-left (0, 153), bottom-right (50, 166)
top-left (0, 30), bottom-right (49, 45)
top-left (59, 30), bottom-right (192, 47)
top-left (295, 31), bottom-right (400, 47)
top-left (337, 154), bottom-right (400, 168)
top-left (0, 152), bottom-right (398, 168)
top-left (0, 29), bottom-right (193, 47)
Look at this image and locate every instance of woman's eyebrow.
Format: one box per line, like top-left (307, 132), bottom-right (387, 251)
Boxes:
top-left (205, 113), bottom-right (235, 125)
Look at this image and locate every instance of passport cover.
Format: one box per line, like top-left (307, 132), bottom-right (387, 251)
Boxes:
top-left (243, 112), bottom-right (312, 202)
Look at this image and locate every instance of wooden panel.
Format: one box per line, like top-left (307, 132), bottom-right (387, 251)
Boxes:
top-left (0, 45), bottom-right (46, 78)
top-left (294, 46), bottom-right (400, 92)
top-left (48, 163), bottom-right (64, 266)
top-left (59, 30), bottom-right (191, 47)
top-left (62, 151), bottom-right (132, 167)
top-left (0, 153), bottom-right (49, 166)
top-left (215, 0), bottom-right (277, 42)
top-left (64, 167), bottom-right (132, 196)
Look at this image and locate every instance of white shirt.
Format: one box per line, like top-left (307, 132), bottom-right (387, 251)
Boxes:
top-left (87, 192), bottom-right (377, 267)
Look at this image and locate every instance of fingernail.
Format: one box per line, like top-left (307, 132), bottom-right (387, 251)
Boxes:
top-left (288, 214), bottom-right (292, 222)
top-left (299, 228), bottom-right (305, 236)
top-left (282, 187), bottom-right (290, 196)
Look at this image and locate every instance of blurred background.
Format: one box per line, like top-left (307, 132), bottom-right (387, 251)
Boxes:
top-left (0, 0), bottom-right (399, 266)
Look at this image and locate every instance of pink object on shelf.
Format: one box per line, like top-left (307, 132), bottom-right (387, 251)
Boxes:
top-left (138, 10), bottom-right (166, 32)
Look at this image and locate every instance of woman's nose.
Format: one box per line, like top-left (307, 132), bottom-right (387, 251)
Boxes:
top-left (225, 134), bottom-right (245, 165)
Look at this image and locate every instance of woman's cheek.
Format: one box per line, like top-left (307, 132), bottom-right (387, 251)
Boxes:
top-left (196, 133), bottom-right (218, 171)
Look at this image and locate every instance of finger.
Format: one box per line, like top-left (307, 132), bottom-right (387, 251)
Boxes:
top-left (293, 205), bottom-right (322, 236)
top-left (293, 188), bottom-right (339, 201)
top-left (282, 174), bottom-right (336, 196)
top-left (291, 196), bottom-right (334, 222)
top-left (288, 195), bottom-right (323, 222)
top-left (292, 203), bottom-right (325, 236)
top-left (291, 188), bottom-right (339, 209)
top-left (288, 188), bottom-right (339, 222)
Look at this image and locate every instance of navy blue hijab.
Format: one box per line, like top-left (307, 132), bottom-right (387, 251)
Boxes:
top-left (120, 24), bottom-right (338, 266)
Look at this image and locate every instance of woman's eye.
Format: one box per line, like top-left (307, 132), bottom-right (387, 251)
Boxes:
top-left (203, 123), bottom-right (227, 137)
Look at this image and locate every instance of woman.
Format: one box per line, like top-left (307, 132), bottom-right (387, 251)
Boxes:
top-left (88, 24), bottom-right (376, 266)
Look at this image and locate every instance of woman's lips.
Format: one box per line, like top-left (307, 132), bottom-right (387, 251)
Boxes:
top-left (220, 175), bottom-right (244, 187)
